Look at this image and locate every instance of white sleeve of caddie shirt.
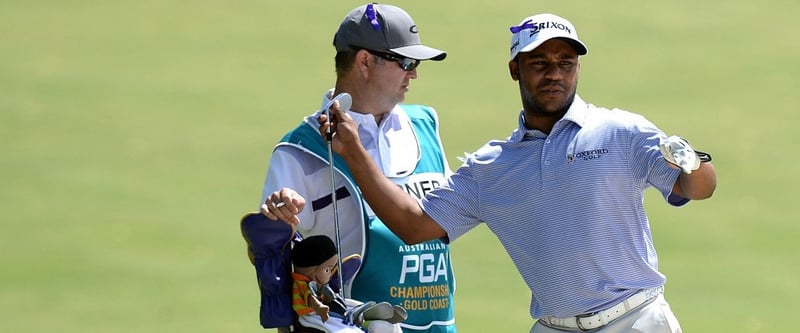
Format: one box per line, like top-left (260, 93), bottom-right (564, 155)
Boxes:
top-left (260, 147), bottom-right (317, 232)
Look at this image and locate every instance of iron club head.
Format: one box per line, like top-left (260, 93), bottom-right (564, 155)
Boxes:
top-left (324, 93), bottom-right (351, 140)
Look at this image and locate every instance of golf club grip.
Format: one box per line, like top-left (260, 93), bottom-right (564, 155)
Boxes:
top-left (325, 108), bottom-right (333, 141)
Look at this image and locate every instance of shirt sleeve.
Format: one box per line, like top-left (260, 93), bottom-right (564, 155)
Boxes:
top-left (261, 146), bottom-right (318, 231)
top-left (421, 158), bottom-right (483, 243)
top-left (627, 115), bottom-right (688, 207)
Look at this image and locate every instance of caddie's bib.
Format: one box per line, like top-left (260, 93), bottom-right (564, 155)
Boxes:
top-left (280, 105), bottom-right (456, 333)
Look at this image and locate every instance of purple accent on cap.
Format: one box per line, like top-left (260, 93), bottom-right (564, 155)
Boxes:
top-left (365, 3), bottom-right (381, 31)
top-left (509, 19), bottom-right (535, 34)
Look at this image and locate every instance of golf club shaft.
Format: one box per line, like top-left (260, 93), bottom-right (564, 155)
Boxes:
top-left (326, 109), bottom-right (346, 299)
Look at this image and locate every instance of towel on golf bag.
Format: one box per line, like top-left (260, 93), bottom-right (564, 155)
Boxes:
top-left (298, 298), bottom-right (403, 333)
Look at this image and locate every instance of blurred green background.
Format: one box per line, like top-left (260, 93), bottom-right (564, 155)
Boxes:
top-left (2, 0), bottom-right (798, 332)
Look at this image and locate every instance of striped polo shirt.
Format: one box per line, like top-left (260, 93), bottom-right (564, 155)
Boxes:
top-left (422, 95), bottom-right (686, 318)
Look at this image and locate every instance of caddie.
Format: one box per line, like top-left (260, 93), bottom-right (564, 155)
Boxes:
top-left (260, 3), bottom-right (457, 333)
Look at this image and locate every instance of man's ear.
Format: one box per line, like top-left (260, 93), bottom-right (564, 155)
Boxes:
top-left (509, 60), bottom-right (520, 81)
top-left (355, 49), bottom-right (371, 76)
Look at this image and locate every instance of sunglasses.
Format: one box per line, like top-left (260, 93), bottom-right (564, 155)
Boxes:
top-left (364, 49), bottom-right (421, 71)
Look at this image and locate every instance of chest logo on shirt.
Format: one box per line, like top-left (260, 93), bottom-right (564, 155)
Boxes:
top-left (568, 148), bottom-right (609, 163)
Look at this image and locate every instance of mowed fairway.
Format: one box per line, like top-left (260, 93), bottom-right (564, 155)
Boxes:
top-left (1, 0), bottom-right (798, 332)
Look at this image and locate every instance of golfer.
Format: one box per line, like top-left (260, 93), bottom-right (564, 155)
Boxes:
top-left (320, 12), bottom-right (716, 333)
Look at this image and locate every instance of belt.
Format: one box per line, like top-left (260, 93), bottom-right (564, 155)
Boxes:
top-left (539, 286), bottom-right (663, 331)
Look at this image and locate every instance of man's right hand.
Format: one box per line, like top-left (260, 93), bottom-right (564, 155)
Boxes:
top-left (318, 99), bottom-right (361, 158)
top-left (261, 187), bottom-right (305, 226)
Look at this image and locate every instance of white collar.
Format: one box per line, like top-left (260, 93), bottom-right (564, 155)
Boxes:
top-left (318, 89), bottom-right (420, 177)
top-left (509, 94), bottom-right (589, 143)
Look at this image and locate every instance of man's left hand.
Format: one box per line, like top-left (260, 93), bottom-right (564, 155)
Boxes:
top-left (660, 136), bottom-right (700, 174)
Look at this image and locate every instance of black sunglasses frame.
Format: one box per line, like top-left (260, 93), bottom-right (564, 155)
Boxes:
top-left (363, 49), bottom-right (420, 71)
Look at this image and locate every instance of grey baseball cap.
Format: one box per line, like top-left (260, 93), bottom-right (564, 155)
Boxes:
top-left (333, 3), bottom-right (446, 61)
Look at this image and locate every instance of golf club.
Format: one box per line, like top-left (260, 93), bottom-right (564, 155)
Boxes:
top-left (324, 92), bottom-right (352, 299)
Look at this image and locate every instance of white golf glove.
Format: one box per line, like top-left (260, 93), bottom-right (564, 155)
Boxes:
top-left (659, 136), bottom-right (700, 174)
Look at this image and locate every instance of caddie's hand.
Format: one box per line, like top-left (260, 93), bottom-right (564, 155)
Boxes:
top-left (260, 187), bottom-right (305, 225)
top-left (659, 135), bottom-right (700, 174)
top-left (318, 99), bottom-right (359, 156)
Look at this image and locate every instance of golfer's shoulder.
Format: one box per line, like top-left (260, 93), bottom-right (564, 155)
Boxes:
top-left (464, 139), bottom-right (506, 165)
top-left (587, 104), bottom-right (649, 130)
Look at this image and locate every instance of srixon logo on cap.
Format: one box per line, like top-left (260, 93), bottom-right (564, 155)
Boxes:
top-left (528, 21), bottom-right (572, 36)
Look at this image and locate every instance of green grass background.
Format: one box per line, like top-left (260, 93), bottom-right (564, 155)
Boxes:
top-left (2, 0), bottom-right (798, 332)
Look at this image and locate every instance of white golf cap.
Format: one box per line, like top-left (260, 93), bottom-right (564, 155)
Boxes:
top-left (509, 13), bottom-right (588, 60)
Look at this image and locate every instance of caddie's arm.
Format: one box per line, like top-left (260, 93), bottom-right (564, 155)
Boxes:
top-left (319, 102), bottom-right (447, 245)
